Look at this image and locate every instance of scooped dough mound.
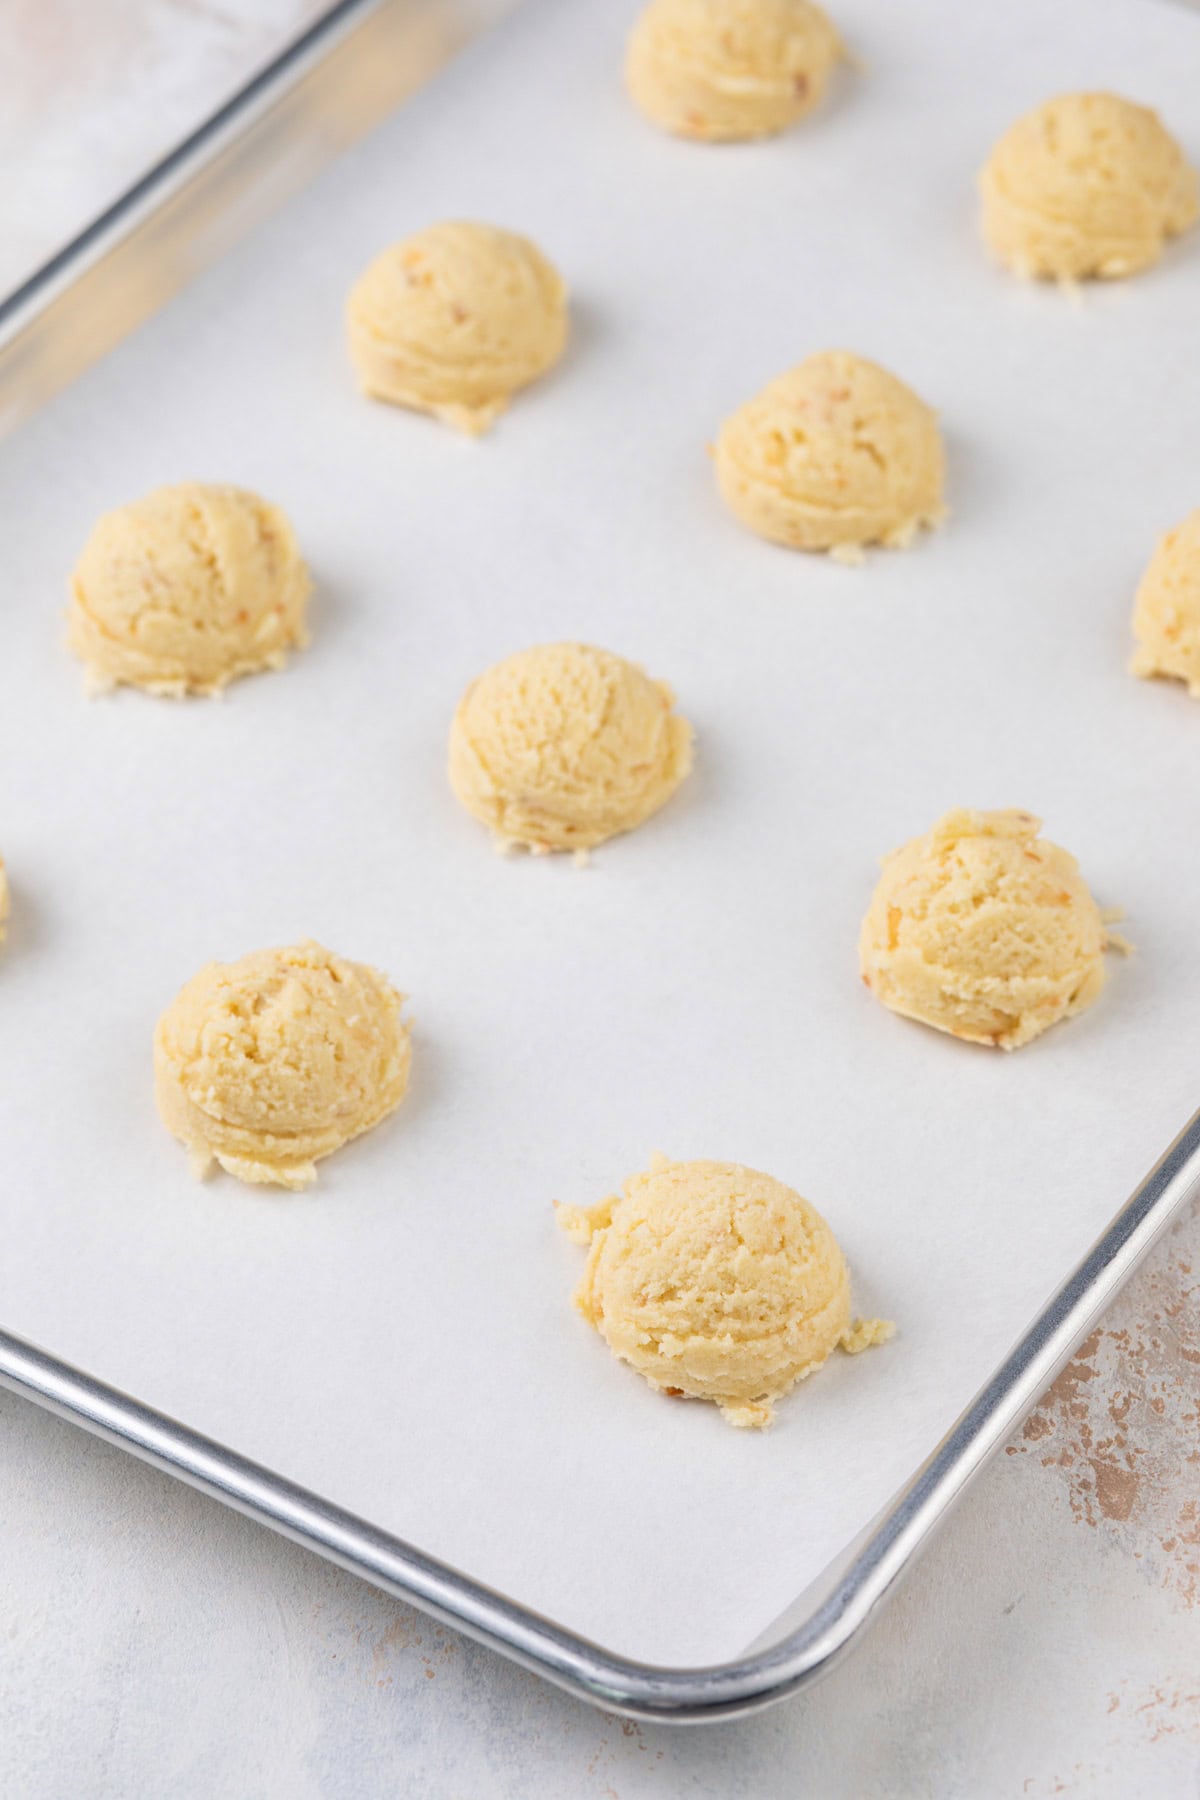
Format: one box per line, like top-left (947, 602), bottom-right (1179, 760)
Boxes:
top-left (68, 483), bottom-right (311, 697)
top-left (558, 1156), bottom-right (891, 1428)
top-left (714, 350), bottom-right (945, 557)
top-left (626, 0), bottom-right (843, 143)
top-left (980, 92), bottom-right (1199, 282)
top-left (154, 940), bottom-right (411, 1189)
top-left (1131, 510), bottom-right (1200, 696)
top-left (448, 642), bottom-right (694, 853)
top-left (860, 810), bottom-right (1119, 1050)
top-left (346, 221), bottom-right (568, 434)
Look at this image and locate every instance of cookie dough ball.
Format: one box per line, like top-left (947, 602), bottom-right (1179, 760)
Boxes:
top-left (346, 221), bottom-right (568, 434)
top-left (0, 857), bottom-right (8, 945)
top-left (559, 1156), bottom-right (890, 1428)
top-left (155, 940), bottom-right (411, 1189)
top-left (1131, 510), bottom-right (1200, 696)
top-left (860, 810), bottom-right (1118, 1051)
top-left (68, 483), bottom-right (311, 697)
top-left (448, 642), bottom-right (694, 853)
top-left (626, 0), bottom-right (843, 143)
top-left (715, 351), bottom-right (945, 558)
top-left (980, 93), bottom-right (1199, 282)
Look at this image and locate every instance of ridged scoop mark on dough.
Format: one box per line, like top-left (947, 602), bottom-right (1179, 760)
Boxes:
top-left (979, 92), bottom-right (1199, 282)
top-left (626, 0), bottom-right (844, 143)
top-left (859, 809), bottom-right (1126, 1050)
top-left (154, 940), bottom-right (411, 1189)
top-left (558, 1155), bottom-right (891, 1428)
top-left (68, 482), bottom-right (311, 697)
top-left (1131, 510), bottom-right (1200, 697)
top-left (714, 350), bottom-right (945, 556)
top-left (346, 221), bottom-right (568, 434)
top-left (448, 643), bottom-right (694, 853)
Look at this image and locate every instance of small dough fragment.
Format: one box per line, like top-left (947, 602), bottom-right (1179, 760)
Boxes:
top-left (69, 483), bottom-right (311, 697)
top-left (980, 92), bottom-right (1198, 283)
top-left (155, 940), bottom-right (411, 1189)
top-left (626, 0), bottom-right (843, 143)
top-left (448, 642), bottom-right (693, 853)
top-left (346, 221), bottom-right (567, 434)
top-left (558, 1155), bottom-right (890, 1429)
top-left (0, 856), bottom-right (8, 944)
top-left (714, 350), bottom-right (944, 557)
top-left (860, 809), bottom-right (1120, 1051)
top-left (1131, 510), bottom-right (1200, 697)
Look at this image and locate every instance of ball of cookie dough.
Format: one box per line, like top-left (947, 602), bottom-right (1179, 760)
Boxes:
top-left (860, 810), bottom-right (1118, 1051)
top-left (558, 1156), bottom-right (891, 1428)
top-left (715, 350), bottom-right (945, 558)
top-left (0, 856), bottom-right (8, 945)
top-left (625, 0), bottom-right (843, 143)
top-left (68, 483), bottom-right (311, 697)
top-left (1131, 510), bottom-right (1200, 697)
top-left (980, 92), bottom-right (1199, 282)
top-left (154, 940), bottom-right (411, 1189)
top-left (346, 221), bottom-right (568, 434)
top-left (448, 642), bottom-right (694, 853)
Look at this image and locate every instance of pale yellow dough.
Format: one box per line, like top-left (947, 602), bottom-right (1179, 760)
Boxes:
top-left (859, 810), bottom-right (1121, 1051)
top-left (626, 0), bottom-right (843, 143)
top-left (448, 642), bottom-right (694, 853)
top-left (155, 940), bottom-right (411, 1189)
top-left (559, 1156), bottom-right (891, 1429)
top-left (980, 92), bottom-right (1198, 282)
top-left (714, 350), bottom-right (945, 557)
top-left (1131, 510), bottom-right (1200, 697)
top-left (69, 483), bottom-right (311, 697)
top-left (346, 221), bottom-right (567, 434)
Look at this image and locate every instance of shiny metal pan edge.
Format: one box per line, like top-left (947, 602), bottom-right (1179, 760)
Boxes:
top-left (0, 0), bottom-right (495, 433)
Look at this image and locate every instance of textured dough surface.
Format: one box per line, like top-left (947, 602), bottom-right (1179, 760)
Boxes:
top-left (1131, 510), bottom-right (1200, 696)
top-left (626, 0), bottom-right (842, 143)
top-left (155, 940), bottom-right (411, 1189)
top-left (68, 483), bottom-right (311, 697)
top-left (980, 92), bottom-right (1198, 282)
top-left (346, 221), bottom-right (567, 434)
top-left (860, 810), bottom-right (1116, 1050)
top-left (448, 642), bottom-right (694, 853)
top-left (559, 1156), bottom-right (890, 1428)
top-left (714, 350), bottom-right (945, 556)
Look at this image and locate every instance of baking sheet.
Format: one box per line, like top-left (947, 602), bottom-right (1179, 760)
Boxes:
top-left (2, 0), bottom-right (1198, 1670)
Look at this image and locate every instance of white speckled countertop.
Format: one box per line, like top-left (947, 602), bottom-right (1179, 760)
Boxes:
top-left (1, 6), bottom-right (1198, 1795)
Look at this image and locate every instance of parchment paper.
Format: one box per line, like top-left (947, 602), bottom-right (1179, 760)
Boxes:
top-left (1, 0), bottom-right (1198, 1668)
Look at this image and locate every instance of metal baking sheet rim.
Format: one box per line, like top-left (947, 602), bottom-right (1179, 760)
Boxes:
top-left (1, 0), bottom-right (1198, 1723)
